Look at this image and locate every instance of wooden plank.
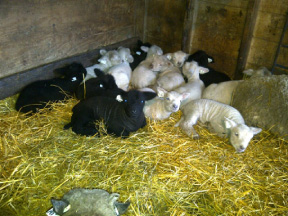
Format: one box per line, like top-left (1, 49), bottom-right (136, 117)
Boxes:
top-left (182, 0), bottom-right (196, 53)
top-left (0, 0), bottom-right (136, 79)
top-left (0, 37), bottom-right (139, 100)
top-left (234, 0), bottom-right (261, 79)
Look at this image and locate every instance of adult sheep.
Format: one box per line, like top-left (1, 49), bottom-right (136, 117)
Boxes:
top-left (15, 62), bottom-right (87, 114)
top-left (231, 75), bottom-right (288, 139)
top-left (175, 99), bottom-right (262, 153)
top-left (64, 90), bottom-right (156, 137)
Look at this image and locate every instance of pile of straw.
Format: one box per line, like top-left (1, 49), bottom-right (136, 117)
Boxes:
top-left (0, 95), bottom-right (287, 215)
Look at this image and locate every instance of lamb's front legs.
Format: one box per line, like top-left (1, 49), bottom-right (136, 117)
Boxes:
top-left (175, 116), bottom-right (199, 139)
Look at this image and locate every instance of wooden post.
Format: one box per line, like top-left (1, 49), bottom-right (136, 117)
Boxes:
top-left (181, 0), bottom-right (197, 53)
top-left (234, 0), bottom-right (261, 79)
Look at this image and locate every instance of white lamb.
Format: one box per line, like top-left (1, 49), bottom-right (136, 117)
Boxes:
top-left (156, 65), bottom-right (185, 91)
top-left (117, 46), bottom-right (134, 63)
top-left (165, 50), bottom-right (189, 67)
top-left (243, 66), bottom-right (272, 78)
top-left (84, 49), bottom-right (121, 81)
top-left (131, 55), bottom-right (172, 89)
top-left (141, 45), bottom-right (163, 58)
top-left (175, 99), bottom-right (262, 153)
top-left (144, 87), bottom-right (189, 120)
top-left (202, 80), bottom-right (243, 105)
top-left (107, 61), bottom-right (132, 91)
top-left (174, 61), bottom-right (209, 107)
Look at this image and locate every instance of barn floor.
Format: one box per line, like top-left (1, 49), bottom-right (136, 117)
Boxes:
top-left (0, 95), bottom-right (287, 216)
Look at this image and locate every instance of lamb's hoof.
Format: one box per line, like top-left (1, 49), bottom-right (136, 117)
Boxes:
top-left (192, 134), bottom-right (200, 139)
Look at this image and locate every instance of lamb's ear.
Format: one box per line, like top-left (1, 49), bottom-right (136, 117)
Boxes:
top-left (224, 118), bottom-right (237, 129)
top-left (199, 67), bottom-right (209, 74)
top-left (51, 198), bottom-right (70, 215)
top-left (143, 92), bottom-right (157, 101)
top-left (250, 127), bottom-right (262, 135)
top-left (100, 49), bottom-right (107, 56)
top-left (156, 87), bottom-right (167, 98)
top-left (140, 46), bottom-right (149, 53)
top-left (181, 92), bottom-right (190, 100)
top-left (98, 57), bottom-right (107, 64)
top-left (127, 55), bottom-right (134, 63)
top-left (157, 48), bottom-right (163, 55)
top-left (165, 53), bottom-right (172, 60)
top-left (94, 69), bottom-right (105, 77)
top-left (115, 202), bottom-right (130, 215)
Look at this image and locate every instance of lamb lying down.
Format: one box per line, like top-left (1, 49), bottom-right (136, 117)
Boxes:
top-left (175, 99), bottom-right (262, 153)
top-left (48, 188), bottom-right (130, 216)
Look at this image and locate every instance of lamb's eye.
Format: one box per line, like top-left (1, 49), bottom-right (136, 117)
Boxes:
top-left (124, 99), bottom-right (128, 102)
top-left (141, 100), bottom-right (144, 103)
top-left (235, 133), bottom-right (239, 137)
top-left (166, 97), bottom-right (170, 101)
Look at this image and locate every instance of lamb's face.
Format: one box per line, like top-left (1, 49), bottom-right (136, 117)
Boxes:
top-left (164, 91), bottom-right (182, 113)
top-left (171, 51), bottom-right (188, 67)
top-left (150, 56), bottom-right (172, 71)
top-left (98, 50), bottom-right (122, 67)
top-left (122, 91), bottom-right (146, 118)
top-left (229, 124), bottom-right (254, 153)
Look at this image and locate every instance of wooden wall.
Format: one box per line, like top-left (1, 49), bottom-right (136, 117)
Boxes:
top-left (0, 0), bottom-right (145, 80)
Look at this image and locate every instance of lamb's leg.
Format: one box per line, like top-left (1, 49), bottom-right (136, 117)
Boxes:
top-left (180, 115), bottom-right (199, 139)
top-left (174, 116), bottom-right (184, 127)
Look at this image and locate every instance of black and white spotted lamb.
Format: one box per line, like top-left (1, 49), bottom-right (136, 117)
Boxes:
top-left (15, 62), bottom-right (87, 113)
top-left (64, 90), bottom-right (156, 137)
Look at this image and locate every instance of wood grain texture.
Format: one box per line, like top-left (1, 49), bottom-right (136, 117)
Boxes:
top-left (0, 0), bottom-right (140, 79)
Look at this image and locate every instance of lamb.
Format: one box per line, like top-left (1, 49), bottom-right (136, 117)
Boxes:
top-left (75, 69), bottom-right (119, 100)
top-left (187, 50), bottom-right (231, 86)
top-left (155, 65), bottom-right (185, 91)
top-left (85, 49), bottom-right (122, 81)
top-left (175, 99), bottom-right (262, 153)
top-left (106, 47), bottom-right (133, 91)
top-left (15, 62), bottom-right (87, 114)
top-left (64, 90), bottom-right (156, 137)
top-left (143, 87), bottom-right (189, 120)
top-left (48, 188), bottom-right (130, 216)
top-left (243, 66), bottom-right (272, 78)
top-left (165, 50), bottom-right (189, 67)
top-left (202, 80), bottom-right (243, 105)
top-left (130, 41), bottom-right (163, 70)
top-left (174, 61), bottom-right (209, 107)
top-left (131, 55), bottom-right (172, 89)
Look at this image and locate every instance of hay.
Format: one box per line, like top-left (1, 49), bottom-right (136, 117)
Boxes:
top-left (0, 96), bottom-right (287, 216)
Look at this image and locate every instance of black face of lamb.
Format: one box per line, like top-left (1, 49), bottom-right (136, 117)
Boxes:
top-left (54, 62), bottom-right (87, 82)
top-left (187, 50), bottom-right (214, 67)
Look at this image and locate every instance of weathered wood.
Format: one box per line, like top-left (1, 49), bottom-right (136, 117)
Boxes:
top-left (182, 0), bottom-right (196, 53)
top-left (234, 0), bottom-right (261, 79)
top-left (0, 37), bottom-right (139, 100)
top-left (0, 0), bottom-right (138, 79)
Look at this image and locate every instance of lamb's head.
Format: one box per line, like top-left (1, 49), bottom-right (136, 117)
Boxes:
top-left (120, 90), bottom-right (157, 118)
top-left (182, 61), bottom-right (209, 81)
top-left (224, 118), bottom-right (262, 153)
top-left (141, 44), bottom-right (163, 58)
top-left (49, 189), bottom-right (130, 216)
top-left (165, 51), bottom-right (189, 67)
top-left (187, 50), bottom-right (214, 67)
top-left (93, 69), bottom-right (118, 89)
top-left (157, 87), bottom-right (190, 113)
top-left (54, 62), bottom-right (87, 83)
top-left (98, 49), bottom-right (122, 67)
top-left (149, 55), bottom-right (172, 72)
top-left (118, 47), bottom-right (134, 63)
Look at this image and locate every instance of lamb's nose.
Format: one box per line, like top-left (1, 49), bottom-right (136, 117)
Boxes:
top-left (173, 104), bottom-right (178, 109)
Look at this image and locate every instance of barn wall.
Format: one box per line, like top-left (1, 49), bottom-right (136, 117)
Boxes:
top-left (246, 0), bottom-right (288, 74)
top-left (0, 0), bottom-right (145, 80)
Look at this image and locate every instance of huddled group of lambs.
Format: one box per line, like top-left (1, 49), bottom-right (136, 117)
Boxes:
top-left (15, 40), bottom-right (264, 153)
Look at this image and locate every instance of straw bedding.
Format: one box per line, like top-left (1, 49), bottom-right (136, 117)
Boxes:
top-left (0, 95), bottom-right (287, 216)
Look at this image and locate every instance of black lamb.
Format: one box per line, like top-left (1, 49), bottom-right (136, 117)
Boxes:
top-left (187, 50), bottom-right (231, 87)
top-left (130, 40), bottom-right (152, 70)
top-left (75, 69), bottom-right (120, 100)
top-left (15, 62), bottom-right (87, 113)
top-left (64, 90), bottom-right (156, 137)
